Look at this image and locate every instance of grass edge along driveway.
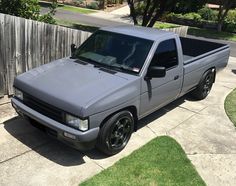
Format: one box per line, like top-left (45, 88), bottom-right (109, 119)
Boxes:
top-left (225, 88), bottom-right (236, 127)
top-left (59, 5), bottom-right (96, 14)
top-left (80, 136), bottom-right (206, 186)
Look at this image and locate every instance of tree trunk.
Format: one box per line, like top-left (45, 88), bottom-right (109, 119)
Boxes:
top-left (216, 1), bottom-right (233, 32)
top-left (217, 21), bottom-right (223, 32)
top-left (127, 0), bottom-right (138, 25)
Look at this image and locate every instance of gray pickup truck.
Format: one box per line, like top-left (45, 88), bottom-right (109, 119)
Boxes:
top-left (12, 26), bottom-right (230, 155)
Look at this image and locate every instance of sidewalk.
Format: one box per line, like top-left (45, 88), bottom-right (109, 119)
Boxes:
top-left (89, 5), bottom-right (133, 24)
top-left (0, 57), bottom-right (236, 185)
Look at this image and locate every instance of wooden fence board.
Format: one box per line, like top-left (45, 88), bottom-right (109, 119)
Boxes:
top-left (0, 13), bottom-right (91, 96)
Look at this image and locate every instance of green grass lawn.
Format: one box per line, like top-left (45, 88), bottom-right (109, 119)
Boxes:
top-left (80, 136), bottom-right (205, 186)
top-left (39, 1), bottom-right (96, 14)
top-left (225, 88), bottom-right (236, 127)
top-left (59, 5), bottom-right (96, 14)
top-left (188, 27), bottom-right (236, 42)
top-left (154, 22), bottom-right (180, 29)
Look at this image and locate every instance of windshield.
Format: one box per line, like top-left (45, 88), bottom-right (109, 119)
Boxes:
top-left (74, 30), bottom-right (153, 74)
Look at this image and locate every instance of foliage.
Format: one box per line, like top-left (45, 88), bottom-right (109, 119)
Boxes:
top-left (172, 0), bottom-right (206, 13)
top-left (225, 9), bottom-right (236, 23)
top-left (80, 136), bottom-right (205, 186)
top-left (0, 0), bottom-right (40, 20)
top-left (0, 0), bottom-right (58, 24)
top-left (86, 2), bottom-right (100, 10)
top-left (208, 0), bottom-right (236, 31)
top-left (127, 0), bottom-right (206, 27)
top-left (166, 12), bottom-right (202, 22)
top-left (198, 6), bottom-right (218, 21)
top-left (183, 13), bottom-right (202, 21)
top-left (39, 1), bottom-right (58, 24)
top-left (188, 27), bottom-right (236, 42)
top-left (166, 9), bottom-right (236, 33)
top-left (72, 0), bottom-right (85, 6)
top-left (224, 9), bottom-right (236, 32)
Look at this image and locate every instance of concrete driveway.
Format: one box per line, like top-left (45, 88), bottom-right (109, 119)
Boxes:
top-left (0, 57), bottom-right (236, 186)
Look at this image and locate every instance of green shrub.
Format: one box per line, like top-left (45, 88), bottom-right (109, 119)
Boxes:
top-left (166, 12), bottom-right (202, 21)
top-left (166, 12), bottom-right (182, 20)
top-left (0, 0), bottom-right (40, 20)
top-left (225, 9), bottom-right (236, 23)
top-left (223, 9), bottom-right (236, 33)
top-left (198, 6), bottom-right (218, 21)
top-left (72, 0), bottom-right (85, 6)
top-left (39, 1), bottom-right (57, 24)
top-left (182, 13), bottom-right (202, 21)
top-left (86, 2), bottom-right (99, 10)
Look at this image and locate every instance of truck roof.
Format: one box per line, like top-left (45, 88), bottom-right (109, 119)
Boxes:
top-left (100, 25), bottom-right (175, 41)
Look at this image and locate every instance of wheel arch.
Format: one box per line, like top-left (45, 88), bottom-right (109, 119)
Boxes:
top-left (99, 106), bottom-right (138, 131)
top-left (200, 67), bottom-right (216, 84)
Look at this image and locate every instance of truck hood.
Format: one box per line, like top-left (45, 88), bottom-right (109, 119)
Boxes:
top-left (14, 58), bottom-right (140, 117)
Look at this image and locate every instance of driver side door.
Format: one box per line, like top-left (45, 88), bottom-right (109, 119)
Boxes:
top-left (140, 38), bottom-right (183, 117)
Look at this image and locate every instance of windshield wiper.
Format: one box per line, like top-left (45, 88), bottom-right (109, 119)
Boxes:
top-left (77, 56), bottom-right (110, 69)
top-left (109, 65), bottom-right (136, 74)
top-left (77, 56), bottom-right (98, 65)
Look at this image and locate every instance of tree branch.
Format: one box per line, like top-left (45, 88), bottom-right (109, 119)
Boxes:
top-left (145, 0), bottom-right (159, 26)
top-left (127, 0), bottom-right (138, 25)
top-left (142, 0), bottom-right (151, 26)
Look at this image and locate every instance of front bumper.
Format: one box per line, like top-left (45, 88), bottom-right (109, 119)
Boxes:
top-left (11, 98), bottom-right (99, 150)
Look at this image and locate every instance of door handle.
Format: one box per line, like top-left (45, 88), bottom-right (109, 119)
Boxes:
top-left (174, 75), bottom-right (179, 80)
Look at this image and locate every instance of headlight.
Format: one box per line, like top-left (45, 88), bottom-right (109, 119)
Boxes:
top-left (66, 114), bottom-right (88, 131)
top-left (14, 88), bottom-right (23, 101)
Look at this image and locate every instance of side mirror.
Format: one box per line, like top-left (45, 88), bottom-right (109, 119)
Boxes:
top-left (146, 66), bottom-right (166, 79)
top-left (70, 44), bottom-right (77, 58)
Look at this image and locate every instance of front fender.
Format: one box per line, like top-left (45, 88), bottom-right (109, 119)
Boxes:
top-left (82, 79), bottom-right (140, 117)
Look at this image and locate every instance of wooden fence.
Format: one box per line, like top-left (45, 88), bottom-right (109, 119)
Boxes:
top-left (0, 13), bottom-right (188, 98)
top-left (0, 13), bottom-right (91, 97)
top-left (163, 26), bottom-right (189, 37)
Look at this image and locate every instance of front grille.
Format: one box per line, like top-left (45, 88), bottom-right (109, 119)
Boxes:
top-left (23, 93), bottom-right (64, 124)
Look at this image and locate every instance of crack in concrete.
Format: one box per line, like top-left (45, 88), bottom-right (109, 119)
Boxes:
top-left (90, 159), bottom-right (105, 170)
top-left (82, 154), bottom-right (105, 170)
top-left (0, 101), bottom-right (11, 107)
top-left (0, 142), bottom-right (50, 164)
top-left (145, 125), bottom-right (157, 136)
top-left (222, 85), bottom-right (234, 90)
top-left (177, 105), bottom-right (200, 115)
top-left (167, 106), bottom-right (209, 133)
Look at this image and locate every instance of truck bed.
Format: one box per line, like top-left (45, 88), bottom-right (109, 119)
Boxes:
top-left (180, 37), bottom-right (229, 65)
top-left (179, 37), bottom-right (230, 97)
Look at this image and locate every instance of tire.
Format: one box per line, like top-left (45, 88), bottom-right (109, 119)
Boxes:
top-left (190, 69), bottom-right (215, 100)
top-left (96, 111), bottom-right (134, 156)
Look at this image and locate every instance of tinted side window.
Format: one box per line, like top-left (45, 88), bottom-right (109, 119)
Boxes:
top-left (151, 39), bottom-right (178, 69)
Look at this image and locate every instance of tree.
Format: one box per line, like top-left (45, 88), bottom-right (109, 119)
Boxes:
top-left (0, 0), bottom-right (40, 20)
top-left (173, 0), bottom-right (207, 13)
top-left (39, 0), bottom-right (58, 24)
top-left (127, 0), bottom-right (206, 27)
top-left (0, 0), bottom-right (58, 24)
top-left (208, 0), bottom-right (236, 31)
